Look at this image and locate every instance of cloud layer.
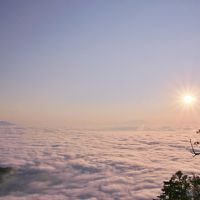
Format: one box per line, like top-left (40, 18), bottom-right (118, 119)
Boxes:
top-left (0, 126), bottom-right (199, 199)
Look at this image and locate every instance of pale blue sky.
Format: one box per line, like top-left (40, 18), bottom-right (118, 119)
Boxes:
top-left (0, 0), bottom-right (200, 127)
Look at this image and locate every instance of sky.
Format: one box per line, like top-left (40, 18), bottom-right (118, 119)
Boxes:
top-left (0, 0), bottom-right (200, 128)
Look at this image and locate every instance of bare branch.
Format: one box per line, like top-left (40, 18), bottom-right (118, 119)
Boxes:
top-left (196, 129), bottom-right (200, 134)
top-left (190, 139), bottom-right (200, 157)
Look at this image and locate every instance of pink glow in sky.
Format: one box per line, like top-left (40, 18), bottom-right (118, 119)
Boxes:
top-left (0, 1), bottom-right (200, 128)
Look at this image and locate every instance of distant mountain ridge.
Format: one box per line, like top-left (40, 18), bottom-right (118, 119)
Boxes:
top-left (0, 121), bottom-right (14, 126)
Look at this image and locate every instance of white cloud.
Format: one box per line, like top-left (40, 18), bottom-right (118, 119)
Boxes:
top-left (0, 126), bottom-right (199, 199)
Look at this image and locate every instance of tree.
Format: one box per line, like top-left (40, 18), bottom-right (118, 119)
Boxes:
top-left (190, 129), bottom-right (200, 156)
top-left (154, 171), bottom-right (200, 200)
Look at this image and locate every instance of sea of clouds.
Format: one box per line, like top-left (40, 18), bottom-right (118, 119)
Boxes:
top-left (0, 124), bottom-right (200, 200)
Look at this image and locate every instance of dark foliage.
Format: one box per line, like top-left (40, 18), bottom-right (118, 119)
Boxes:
top-left (154, 171), bottom-right (200, 200)
top-left (0, 167), bottom-right (12, 183)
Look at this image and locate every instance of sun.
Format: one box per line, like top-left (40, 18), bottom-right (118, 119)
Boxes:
top-left (182, 95), bottom-right (196, 106)
top-left (173, 84), bottom-right (199, 112)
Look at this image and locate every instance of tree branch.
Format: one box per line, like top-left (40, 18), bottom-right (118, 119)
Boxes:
top-left (190, 139), bottom-right (200, 157)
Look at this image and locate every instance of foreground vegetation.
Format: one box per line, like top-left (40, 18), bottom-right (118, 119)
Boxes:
top-left (154, 171), bottom-right (200, 200)
top-left (0, 166), bottom-right (12, 183)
